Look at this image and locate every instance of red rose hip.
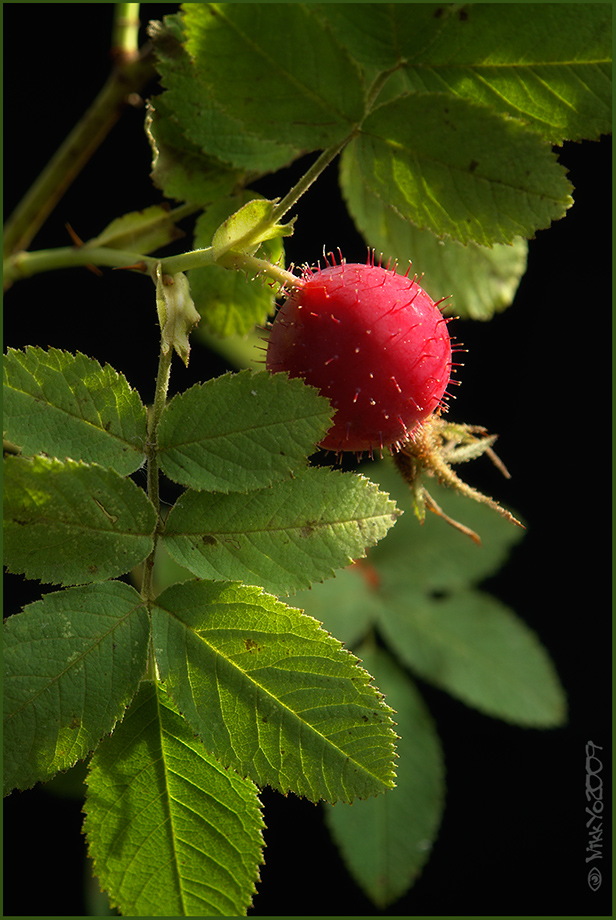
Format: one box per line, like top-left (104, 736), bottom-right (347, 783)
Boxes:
top-left (266, 260), bottom-right (453, 452)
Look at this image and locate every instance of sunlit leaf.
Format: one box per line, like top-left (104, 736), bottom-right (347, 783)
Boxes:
top-left (85, 681), bottom-right (265, 916)
top-left (354, 93), bottom-right (573, 246)
top-left (317, 3), bottom-right (612, 143)
top-left (157, 370), bottom-right (332, 492)
top-left (340, 148), bottom-right (529, 320)
top-left (162, 467), bottom-right (399, 595)
top-left (4, 581), bottom-right (149, 794)
top-left (152, 580), bottom-right (398, 803)
top-left (4, 455), bottom-right (156, 586)
top-left (3, 347), bottom-right (147, 474)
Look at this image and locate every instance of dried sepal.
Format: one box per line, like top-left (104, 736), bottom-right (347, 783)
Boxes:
top-left (394, 415), bottom-right (524, 544)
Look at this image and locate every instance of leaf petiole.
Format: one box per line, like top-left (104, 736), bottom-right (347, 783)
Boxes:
top-left (270, 135), bottom-right (354, 224)
top-left (141, 344), bottom-right (173, 605)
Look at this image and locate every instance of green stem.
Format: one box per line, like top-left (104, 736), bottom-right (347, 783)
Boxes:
top-left (158, 247), bottom-right (216, 275)
top-left (159, 140), bottom-right (354, 280)
top-left (3, 43), bottom-right (156, 257)
top-left (215, 252), bottom-right (304, 290)
top-left (141, 344), bottom-right (173, 604)
top-left (4, 245), bottom-right (157, 285)
top-left (270, 136), bottom-right (353, 224)
top-left (4, 201), bottom-right (199, 288)
top-left (159, 249), bottom-right (303, 291)
top-left (4, 240), bottom-right (304, 293)
top-left (111, 2), bottom-right (141, 61)
top-left (3, 239), bottom-right (297, 289)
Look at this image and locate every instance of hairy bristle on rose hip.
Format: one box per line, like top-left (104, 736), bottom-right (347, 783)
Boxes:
top-left (266, 258), bottom-right (455, 455)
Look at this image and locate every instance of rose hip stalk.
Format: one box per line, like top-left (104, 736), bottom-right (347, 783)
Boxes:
top-left (266, 259), bottom-right (452, 453)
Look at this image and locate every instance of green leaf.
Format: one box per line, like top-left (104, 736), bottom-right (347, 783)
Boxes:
top-left (290, 558), bottom-right (382, 650)
top-left (189, 198), bottom-right (284, 337)
top-left (317, 4), bottom-right (612, 144)
top-left (293, 458), bottom-right (525, 627)
top-left (162, 467), bottom-right (400, 595)
top-left (3, 581), bottom-right (149, 795)
top-left (354, 93), bottom-right (573, 246)
top-left (325, 644), bottom-right (444, 908)
top-left (378, 589), bottom-right (567, 727)
top-left (4, 455), bottom-right (156, 586)
top-left (3, 347), bottom-right (147, 475)
top-left (293, 460), bottom-right (565, 727)
top-left (157, 370), bottom-right (332, 492)
top-left (313, 3), bottom-right (444, 71)
top-left (340, 148), bottom-right (529, 320)
top-left (148, 13), bottom-right (299, 174)
top-left (146, 97), bottom-right (244, 206)
top-left (89, 203), bottom-right (186, 254)
top-left (404, 3), bottom-right (611, 145)
top-left (151, 579), bottom-right (398, 803)
top-left (152, 542), bottom-right (195, 595)
top-left (85, 681), bottom-right (265, 916)
top-left (182, 3), bottom-right (365, 149)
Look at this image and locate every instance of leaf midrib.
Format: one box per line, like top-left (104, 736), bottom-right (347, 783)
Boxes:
top-left (181, 617), bottom-right (395, 792)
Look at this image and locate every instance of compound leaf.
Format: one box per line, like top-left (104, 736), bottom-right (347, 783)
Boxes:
top-left (340, 147), bottom-right (529, 320)
top-left (157, 370), bottom-right (332, 492)
top-left (151, 579), bottom-right (398, 803)
top-left (318, 3), bottom-right (612, 144)
top-left (378, 590), bottom-right (567, 727)
top-left (325, 644), bottom-right (444, 908)
top-left (3, 347), bottom-right (147, 475)
top-left (181, 4), bottom-right (365, 150)
top-left (3, 581), bottom-right (149, 795)
top-left (4, 455), bottom-right (156, 586)
top-left (149, 12), bottom-right (299, 174)
top-left (294, 461), bottom-right (565, 726)
top-left (162, 467), bottom-right (399, 595)
top-left (354, 93), bottom-right (573, 246)
top-left (85, 680), bottom-right (265, 917)
top-left (292, 459), bottom-right (525, 644)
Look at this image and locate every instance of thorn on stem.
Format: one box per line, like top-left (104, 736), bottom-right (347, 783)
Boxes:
top-left (113, 261), bottom-right (149, 273)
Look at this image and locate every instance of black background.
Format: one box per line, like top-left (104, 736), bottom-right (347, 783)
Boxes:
top-left (3, 4), bottom-right (611, 917)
